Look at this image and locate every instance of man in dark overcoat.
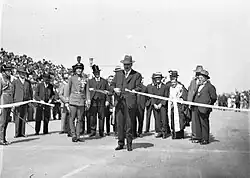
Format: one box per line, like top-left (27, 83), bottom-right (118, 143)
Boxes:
top-left (110, 55), bottom-right (142, 151)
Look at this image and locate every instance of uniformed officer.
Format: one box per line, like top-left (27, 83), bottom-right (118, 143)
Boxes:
top-left (0, 64), bottom-right (13, 145)
top-left (66, 62), bottom-right (90, 142)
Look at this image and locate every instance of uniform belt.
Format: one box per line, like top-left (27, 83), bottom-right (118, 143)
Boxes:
top-left (2, 92), bottom-right (12, 95)
top-left (74, 91), bottom-right (83, 94)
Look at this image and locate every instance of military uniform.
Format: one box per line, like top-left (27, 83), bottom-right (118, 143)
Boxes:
top-left (0, 65), bottom-right (13, 145)
top-left (66, 63), bottom-right (90, 142)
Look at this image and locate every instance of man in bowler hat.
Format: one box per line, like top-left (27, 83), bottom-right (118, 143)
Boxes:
top-left (34, 73), bottom-right (54, 135)
top-left (110, 55), bottom-right (142, 151)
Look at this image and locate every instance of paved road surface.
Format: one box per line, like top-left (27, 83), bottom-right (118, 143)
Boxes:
top-left (0, 110), bottom-right (249, 178)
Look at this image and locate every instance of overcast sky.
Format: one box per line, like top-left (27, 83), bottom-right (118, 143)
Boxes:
top-left (1, 0), bottom-right (250, 94)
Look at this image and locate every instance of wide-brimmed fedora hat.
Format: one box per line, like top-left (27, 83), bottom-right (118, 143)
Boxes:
top-left (169, 70), bottom-right (179, 77)
top-left (193, 65), bottom-right (203, 72)
top-left (199, 69), bottom-right (210, 79)
top-left (17, 66), bottom-right (27, 74)
top-left (120, 55), bottom-right (135, 64)
top-left (113, 66), bottom-right (123, 72)
top-left (152, 72), bottom-right (163, 79)
top-left (92, 64), bottom-right (101, 73)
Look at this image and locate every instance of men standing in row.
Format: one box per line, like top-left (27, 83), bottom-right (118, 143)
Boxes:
top-left (34, 74), bottom-right (54, 135)
top-left (66, 63), bottom-right (90, 142)
top-left (111, 55), bottom-right (142, 151)
top-left (88, 65), bottom-right (109, 137)
top-left (12, 66), bottom-right (33, 138)
top-left (192, 70), bottom-right (217, 145)
top-left (152, 72), bottom-right (170, 139)
top-left (0, 64), bottom-right (13, 145)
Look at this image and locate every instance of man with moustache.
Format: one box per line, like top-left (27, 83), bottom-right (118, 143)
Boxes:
top-left (66, 62), bottom-right (90, 142)
top-left (111, 55), bottom-right (142, 151)
top-left (12, 66), bottom-right (33, 138)
top-left (192, 69), bottom-right (217, 145)
top-left (151, 72), bottom-right (171, 139)
top-left (88, 65), bottom-right (109, 137)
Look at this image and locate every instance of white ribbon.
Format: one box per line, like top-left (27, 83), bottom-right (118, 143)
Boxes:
top-left (124, 89), bottom-right (250, 112)
top-left (0, 100), bottom-right (54, 109)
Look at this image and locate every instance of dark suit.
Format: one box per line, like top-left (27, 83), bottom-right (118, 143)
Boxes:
top-left (12, 78), bottom-right (33, 137)
top-left (152, 83), bottom-right (170, 134)
top-left (89, 77), bottom-right (109, 135)
top-left (52, 88), bottom-right (61, 120)
top-left (111, 69), bottom-right (142, 147)
top-left (135, 84), bottom-right (147, 135)
top-left (145, 83), bottom-right (154, 132)
top-left (193, 81), bottom-right (217, 142)
top-left (34, 82), bottom-right (54, 134)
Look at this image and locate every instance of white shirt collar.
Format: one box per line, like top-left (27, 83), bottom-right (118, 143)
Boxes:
top-left (19, 77), bottom-right (25, 84)
top-left (124, 69), bottom-right (131, 78)
top-left (95, 77), bottom-right (101, 81)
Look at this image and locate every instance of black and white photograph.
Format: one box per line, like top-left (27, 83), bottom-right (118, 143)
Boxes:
top-left (0, 0), bottom-right (249, 177)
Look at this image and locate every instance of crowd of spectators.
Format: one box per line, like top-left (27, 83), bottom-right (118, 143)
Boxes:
top-left (217, 90), bottom-right (250, 109)
top-left (0, 47), bottom-right (73, 121)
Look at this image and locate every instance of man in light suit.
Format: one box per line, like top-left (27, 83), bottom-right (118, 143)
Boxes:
top-left (12, 66), bottom-right (33, 138)
top-left (88, 65), bottom-right (109, 137)
top-left (34, 74), bottom-right (55, 135)
top-left (58, 73), bottom-right (70, 135)
top-left (192, 70), bottom-right (217, 145)
top-left (0, 64), bottom-right (13, 145)
top-left (111, 55), bottom-right (142, 151)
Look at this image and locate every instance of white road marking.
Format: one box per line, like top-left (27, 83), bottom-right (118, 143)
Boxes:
top-left (61, 165), bottom-right (90, 178)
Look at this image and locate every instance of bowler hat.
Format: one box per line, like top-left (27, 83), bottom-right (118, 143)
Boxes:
top-left (92, 64), bottom-right (101, 73)
top-left (193, 65), bottom-right (203, 72)
top-left (152, 72), bottom-right (163, 79)
top-left (120, 55), bottom-right (135, 64)
top-left (199, 69), bottom-right (210, 79)
top-left (17, 66), bottom-right (27, 74)
top-left (113, 66), bottom-right (123, 72)
top-left (169, 70), bottom-right (179, 77)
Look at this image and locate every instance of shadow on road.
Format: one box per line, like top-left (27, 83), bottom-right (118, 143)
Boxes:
top-left (209, 134), bottom-right (220, 143)
top-left (142, 132), bottom-right (155, 137)
top-left (132, 142), bottom-right (154, 150)
top-left (11, 137), bottom-right (40, 144)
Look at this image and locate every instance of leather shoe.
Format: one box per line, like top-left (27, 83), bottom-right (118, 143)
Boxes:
top-left (162, 134), bottom-right (167, 139)
top-left (127, 144), bottom-right (132, 151)
top-left (72, 137), bottom-right (77, 142)
top-left (89, 133), bottom-right (96, 137)
top-left (200, 140), bottom-right (209, 145)
top-left (115, 145), bottom-right (124, 151)
top-left (99, 133), bottom-right (104, 137)
top-left (155, 133), bottom-right (163, 138)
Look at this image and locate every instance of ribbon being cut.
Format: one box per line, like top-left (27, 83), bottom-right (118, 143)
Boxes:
top-left (0, 100), bottom-right (54, 109)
